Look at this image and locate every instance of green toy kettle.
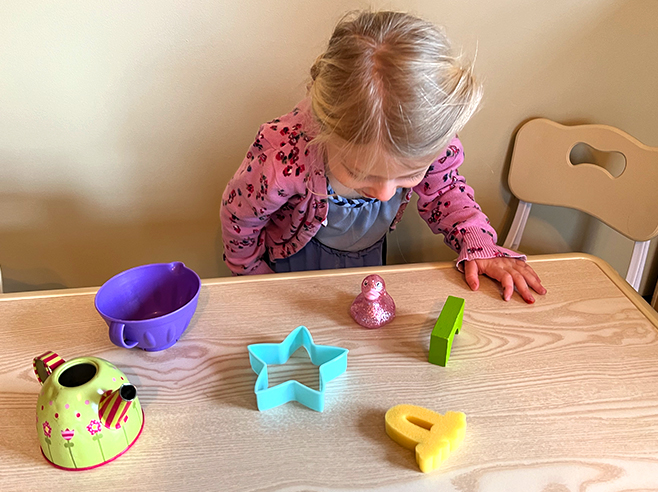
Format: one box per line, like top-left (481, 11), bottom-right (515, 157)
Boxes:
top-left (33, 351), bottom-right (144, 470)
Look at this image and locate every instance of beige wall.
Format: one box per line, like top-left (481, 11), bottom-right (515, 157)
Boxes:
top-left (1, 0), bottom-right (657, 295)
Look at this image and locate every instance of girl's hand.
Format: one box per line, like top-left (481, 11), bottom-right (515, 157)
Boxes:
top-left (464, 258), bottom-right (546, 304)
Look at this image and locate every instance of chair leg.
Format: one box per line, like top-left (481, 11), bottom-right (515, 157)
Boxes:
top-left (626, 241), bottom-right (650, 292)
top-left (503, 201), bottom-right (533, 251)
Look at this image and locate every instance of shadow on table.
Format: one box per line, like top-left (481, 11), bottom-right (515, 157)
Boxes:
top-left (287, 288), bottom-right (358, 327)
top-left (1, 409), bottom-right (46, 467)
top-left (357, 408), bottom-right (417, 472)
top-left (286, 289), bottom-right (439, 363)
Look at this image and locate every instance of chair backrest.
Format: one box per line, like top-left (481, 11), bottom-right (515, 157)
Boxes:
top-left (508, 118), bottom-right (658, 242)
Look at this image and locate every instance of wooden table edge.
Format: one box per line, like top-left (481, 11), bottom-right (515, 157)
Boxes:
top-left (2, 252), bottom-right (656, 328)
top-left (531, 252), bottom-right (658, 328)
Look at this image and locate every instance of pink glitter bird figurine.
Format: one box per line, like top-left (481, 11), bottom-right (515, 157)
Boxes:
top-left (350, 274), bottom-right (396, 329)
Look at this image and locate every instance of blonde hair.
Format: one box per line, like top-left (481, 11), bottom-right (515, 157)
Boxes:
top-left (308, 10), bottom-right (482, 161)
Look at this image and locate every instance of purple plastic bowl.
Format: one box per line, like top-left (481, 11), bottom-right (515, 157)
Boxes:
top-left (95, 262), bottom-right (201, 351)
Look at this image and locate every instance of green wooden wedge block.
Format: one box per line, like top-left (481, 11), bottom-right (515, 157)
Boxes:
top-left (429, 296), bottom-right (464, 367)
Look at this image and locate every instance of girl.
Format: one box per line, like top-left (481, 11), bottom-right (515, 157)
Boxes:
top-left (221, 10), bottom-right (545, 304)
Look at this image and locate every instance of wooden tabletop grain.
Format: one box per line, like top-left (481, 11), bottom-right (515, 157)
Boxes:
top-left (1, 253), bottom-right (658, 491)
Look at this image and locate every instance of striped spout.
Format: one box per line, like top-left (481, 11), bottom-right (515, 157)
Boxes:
top-left (99, 384), bottom-right (136, 429)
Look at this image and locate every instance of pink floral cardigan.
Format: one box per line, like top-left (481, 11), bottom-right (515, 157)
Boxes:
top-left (220, 101), bottom-right (523, 275)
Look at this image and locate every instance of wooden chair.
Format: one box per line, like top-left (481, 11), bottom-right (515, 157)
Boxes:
top-left (503, 118), bottom-right (658, 292)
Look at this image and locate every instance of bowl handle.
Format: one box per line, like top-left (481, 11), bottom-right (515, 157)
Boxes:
top-left (109, 322), bottom-right (139, 349)
top-left (33, 351), bottom-right (66, 384)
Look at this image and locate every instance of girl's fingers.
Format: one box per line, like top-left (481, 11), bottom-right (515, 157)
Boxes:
top-left (500, 272), bottom-right (515, 301)
top-left (475, 258), bottom-right (547, 302)
top-left (523, 267), bottom-right (546, 295)
top-left (485, 265), bottom-right (514, 301)
top-left (464, 260), bottom-right (480, 291)
top-left (516, 262), bottom-right (546, 295)
top-left (518, 260), bottom-right (543, 285)
top-left (511, 271), bottom-right (534, 304)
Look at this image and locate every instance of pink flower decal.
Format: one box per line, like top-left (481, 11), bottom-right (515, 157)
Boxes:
top-left (42, 421), bottom-right (54, 462)
top-left (61, 428), bottom-right (75, 441)
top-left (42, 421), bottom-right (52, 438)
top-left (87, 420), bottom-right (102, 436)
top-left (89, 419), bottom-right (106, 461)
top-left (61, 428), bottom-right (77, 468)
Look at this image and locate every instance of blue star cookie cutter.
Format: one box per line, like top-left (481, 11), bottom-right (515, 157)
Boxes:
top-left (247, 325), bottom-right (348, 412)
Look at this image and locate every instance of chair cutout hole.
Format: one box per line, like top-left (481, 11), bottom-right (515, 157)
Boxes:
top-left (58, 363), bottom-right (97, 388)
top-left (569, 142), bottom-right (626, 178)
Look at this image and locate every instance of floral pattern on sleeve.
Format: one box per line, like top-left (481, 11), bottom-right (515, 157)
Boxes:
top-left (414, 137), bottom-right (525, 270)
top-left (220, 105), bottom-right (328, 275)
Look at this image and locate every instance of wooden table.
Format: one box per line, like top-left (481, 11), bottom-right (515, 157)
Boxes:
top-left (2, 254), bottom-right (658, 491)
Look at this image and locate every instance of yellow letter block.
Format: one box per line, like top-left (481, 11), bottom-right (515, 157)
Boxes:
top-left (385, 404), bottom-right (466, 473)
